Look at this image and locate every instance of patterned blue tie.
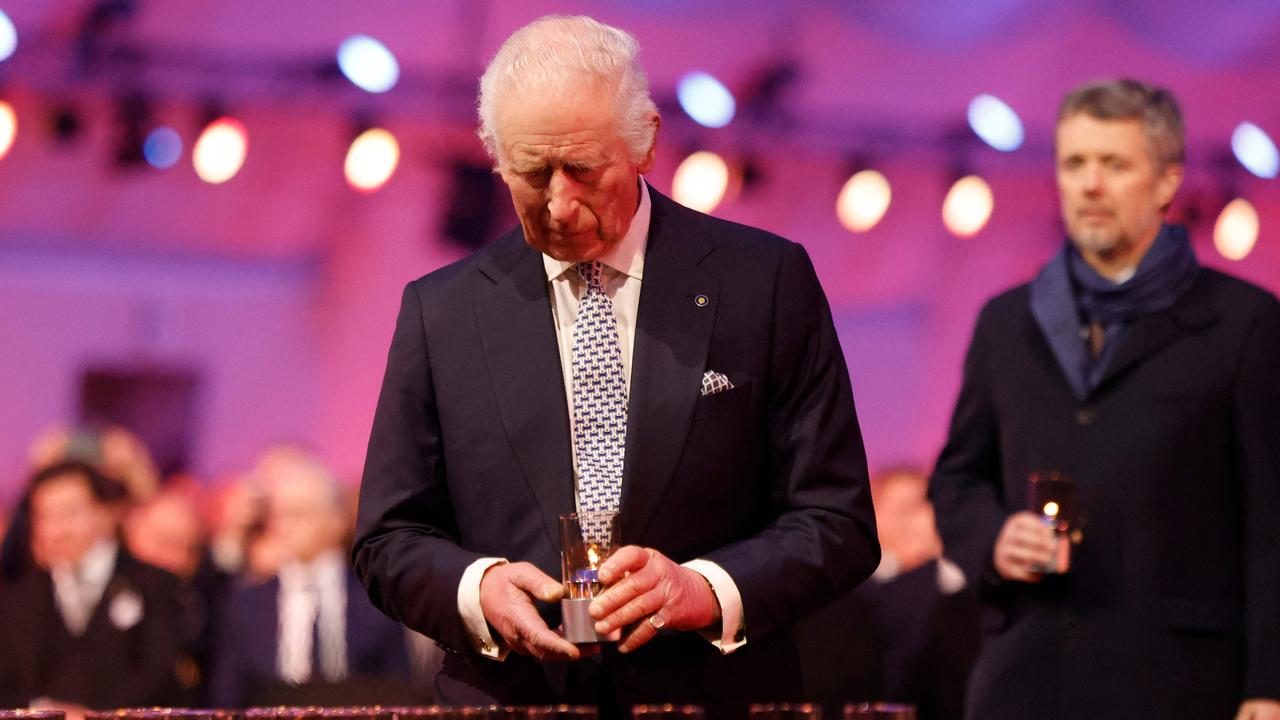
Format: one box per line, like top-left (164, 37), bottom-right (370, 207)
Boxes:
top-left (571, 261), bottom-right (628, 543)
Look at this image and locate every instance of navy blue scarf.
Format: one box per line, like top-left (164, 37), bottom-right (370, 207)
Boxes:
top-left (1030, 224), bottom-right (1200, 399)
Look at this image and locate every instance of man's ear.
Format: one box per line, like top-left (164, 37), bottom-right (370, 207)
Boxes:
top-left (1156, 162), bottom-right (1184, 211)
top-left (637, 113), bottom-right (661, 174)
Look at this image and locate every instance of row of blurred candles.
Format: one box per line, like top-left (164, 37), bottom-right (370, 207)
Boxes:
top-left (1, 704), bottom-right (915, 720)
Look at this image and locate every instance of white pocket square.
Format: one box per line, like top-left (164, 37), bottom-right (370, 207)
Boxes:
top-left (701, 370), bottom-right (734, 396)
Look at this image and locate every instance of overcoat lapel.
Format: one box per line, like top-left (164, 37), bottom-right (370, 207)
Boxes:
top-left (620, 191), bottom-right (717, 544)
top-left (474, 231), bottom-right (575, 549)
top-left (1091, 289), bottom-right (1218, 395)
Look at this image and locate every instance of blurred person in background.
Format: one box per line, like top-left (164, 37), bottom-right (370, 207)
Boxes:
top-left (859, 467), bottom-right (979, 720)
top-left (0, 460), bottom-right (187, 714)
top-left (206, 473), bottom-right (267, 576)
top-left (3, 424), bottom-right (160, 584)
top-left (210, 447), bottom-right (414, 707)
top-left (930, 79), bottom-right (1280, 719)
top-left (796, 467), bottom-right (978, 719)
top-left (126, 488), bottom-right (235, 704)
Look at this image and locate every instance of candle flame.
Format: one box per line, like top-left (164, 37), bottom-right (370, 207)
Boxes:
top-left (587, 545), bottom-right (601, 568)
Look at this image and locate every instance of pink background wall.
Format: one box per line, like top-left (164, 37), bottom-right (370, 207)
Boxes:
top-left (1, 1), bottom-right (1277, 497)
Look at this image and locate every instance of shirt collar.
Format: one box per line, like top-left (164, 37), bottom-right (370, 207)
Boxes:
top-left (69, 538), bottom-right (118, 586)
top-left (542, 176), bottom-right (650, 283)
top-left (280, 549), bottom-right (345, 589)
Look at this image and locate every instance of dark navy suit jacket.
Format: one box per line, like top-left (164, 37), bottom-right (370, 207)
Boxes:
top-left (209, 567), bottom-right (410, 708)
top-left (353, 187), bottom-right (879, 716)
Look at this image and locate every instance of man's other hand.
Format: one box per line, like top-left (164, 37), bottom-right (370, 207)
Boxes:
top-left (478, 561), bottom-right (580, 661)
top-left (993, 511), bottom-right (1056, 582)
top-left (1236, 699), bottom-right (1280, 720)
top-left (589, 546), bottom-right (720, 653)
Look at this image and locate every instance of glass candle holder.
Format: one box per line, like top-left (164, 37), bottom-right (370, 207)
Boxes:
top-left (559, 511), bottom-right (621, 643)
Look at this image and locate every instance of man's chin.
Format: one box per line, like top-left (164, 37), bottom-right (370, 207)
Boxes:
top-left (1069, 229), bottom-right (1121, 255)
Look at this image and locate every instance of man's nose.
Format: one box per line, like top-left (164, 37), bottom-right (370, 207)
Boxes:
top-left (1080, 165), bottom-right (1103, 194)
top-left (547, 170), bottom-right (581, 224)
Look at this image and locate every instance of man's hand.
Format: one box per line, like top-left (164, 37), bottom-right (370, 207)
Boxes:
top-left (1236, 699), bottom-right (1280, 720)
top-left (478, 561), bottom-right (580, 661)
top-left (588, 546), bottom-right (720, 653)
top-left (992, 511), bottom-right (1056, 582)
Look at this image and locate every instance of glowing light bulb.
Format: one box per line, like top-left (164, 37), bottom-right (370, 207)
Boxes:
top-left (942, 175), bottom-right (994, 237)
top-left (672, 151), bottom-right (730, 213)
top-left (0, 100), bottom-right (16, 160)
top-left (836, 169), bottom-right (892, 232)
top-left (344, 127), bottom-right (400, 192)
top-left (193, 117), bottom-right (248, 184)
top-left (1214, 198), bottom-right (1259, 261)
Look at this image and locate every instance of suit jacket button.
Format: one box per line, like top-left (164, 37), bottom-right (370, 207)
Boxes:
top-left (1076, 408), bottom-right (1097, 426)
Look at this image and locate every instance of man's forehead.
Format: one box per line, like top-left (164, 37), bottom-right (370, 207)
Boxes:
top-left (1056, 115), bottom-right (1147, 153)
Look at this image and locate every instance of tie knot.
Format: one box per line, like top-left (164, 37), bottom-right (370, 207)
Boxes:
top-left (576, 261), bottom-right (605, 291)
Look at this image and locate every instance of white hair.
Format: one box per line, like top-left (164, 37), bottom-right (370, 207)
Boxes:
top-left (477, 15), bottom-right (659, 165)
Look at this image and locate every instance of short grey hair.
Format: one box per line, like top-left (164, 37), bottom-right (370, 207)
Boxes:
top-left (477, 15), bottom-right (658, 166)
top-left (1057, 78), bottom-right (1185, 169)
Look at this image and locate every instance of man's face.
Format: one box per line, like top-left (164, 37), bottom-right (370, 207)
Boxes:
top-left (267, 477), bottom-right (344, 563)
top-left (494, 83), bottom-right (656, 262)
top-left (1055, 114), bottom-right (1182, 260)
top-left (30, 472), bottom-right (116, 568)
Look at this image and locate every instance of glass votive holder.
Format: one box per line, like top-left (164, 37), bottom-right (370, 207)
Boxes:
top-left (245, 707), bottom-right (327, 720)
top-left (86, 710), bottom-right (241, 720)
top-left (526, 706), bottom-right (598, 720)
top-left (631, 704), bottom-right (705, 720)
top-left (389, 706), bottom-right (526, 720)
top-left (319, 709), bottom-right (395, 720)
top-left (0, 712), bottom-right (67, 720)
top-left (843, 703), bottom-right (917, 720)
top-left (748, 703), bottom-right (822, 720)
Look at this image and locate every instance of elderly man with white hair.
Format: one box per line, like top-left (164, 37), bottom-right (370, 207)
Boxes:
top-left (354, 15), bottom-right (878, 717)
top-left (212, 448), bottom-right (412, 707)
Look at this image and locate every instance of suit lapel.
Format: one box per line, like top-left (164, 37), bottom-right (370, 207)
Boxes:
top-left (474, 231), bottom-right (575, 548)
top-left (620, 191), bottom-right (717, 544)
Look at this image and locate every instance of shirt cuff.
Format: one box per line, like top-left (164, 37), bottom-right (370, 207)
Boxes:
top-left (458, 557), bottom-right (509, 660)
top-left (682, 558), bottom-right (747, 654)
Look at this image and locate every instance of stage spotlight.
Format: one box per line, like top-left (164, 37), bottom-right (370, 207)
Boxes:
top-left (942, 175), bottom-right (994, 237)
top-left (836, 169), bottom-right (892, 233)
top-left (672, 150), bottom-right (730, 213)
top-left (344, 127), bottom-right (400, 192)
top-left (968, 94), bottom-right (1023, 152)
top-left (143, 126), bottom-right (182, 169)
top-left (0, 100), bottom-right (16, 160)
top-left (0, 8), bottom-right (17, 63)
top-left (193, 117), bottom-right (247, 184)
top-left (337, 35), bottom-right (399, 94)
top-left (1231, 122), bottom-right (1278, 179)
top-left (1214, 197), bottom-right (1259, 261)
top-left (677, 72), bottom-right (735, 128)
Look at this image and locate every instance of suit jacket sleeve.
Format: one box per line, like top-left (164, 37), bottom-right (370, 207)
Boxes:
top-left (1234, 294), bottom-right (1280, 700)
top-left (353, 281), bottom-right (486, 654)
top-left (700, 242), bottom-right (880, 641)
top-left (928, 301), bottom-right (1010, 589)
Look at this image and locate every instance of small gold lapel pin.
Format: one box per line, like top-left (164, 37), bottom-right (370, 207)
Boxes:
top-left (694, 294), bottom-right (710, 307)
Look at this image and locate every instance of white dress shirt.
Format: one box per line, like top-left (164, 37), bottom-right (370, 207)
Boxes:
top-left (51, 539), bottom-right (118, 636)
top-left (458, 178), bottom-right (746, 659)
top-left (277, 550), bottom-right (349, 684)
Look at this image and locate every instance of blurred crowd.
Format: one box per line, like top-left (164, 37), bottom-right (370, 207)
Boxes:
top-left (0, 426), bottom-right (433, 716)
top-left (0, 425), bottom-right (980, 719)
